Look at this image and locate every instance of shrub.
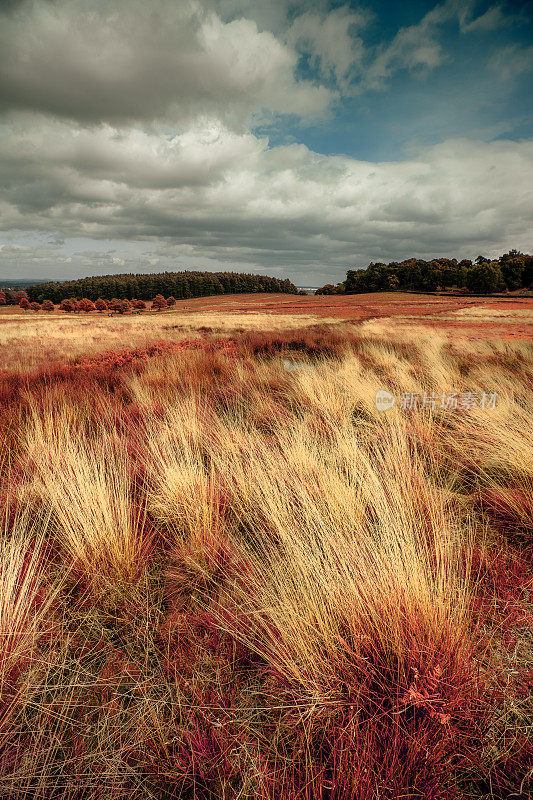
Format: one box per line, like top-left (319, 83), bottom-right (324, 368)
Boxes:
top-left (19, 298), bottom-right (30, 310)
top-left (29, 302), bottom-right (41, 312)
top-left (166, 296), bottom-right (176, 306)
top-left (77, 298), bottom-right (96, 313)
top-left (117, 298), bottom-right (131, 314)
top-left (41, 299), bottom-right (54, 311)
top-left (95, 298), bottom-right (108, 312)
top-left (135, 299), bottom-right (146, 310)
top-left (152, 294), bottom-right (167, 312)
top-left (59, 299), bottom-right (75, 312)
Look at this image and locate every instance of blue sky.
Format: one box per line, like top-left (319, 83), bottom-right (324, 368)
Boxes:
top-left (0, 0), bottom-right (531, 285)
top-left (268, 0), bottom-right (533, 159)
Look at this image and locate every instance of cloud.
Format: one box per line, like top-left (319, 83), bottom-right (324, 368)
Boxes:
top-left (0, 1), bottom-right (530, 286)
top-left (490, 43), bottom-right (533, 81)
top-left (364, 1), bottom-right (515, 91)
top-left (1, 114), bottom-right (531, 283)
top-left (286, 6), bottom-right (370, 89)
top-left (0, 0), bottom-right (332, 127)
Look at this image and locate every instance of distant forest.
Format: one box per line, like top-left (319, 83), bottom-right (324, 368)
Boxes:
top-left (25, 270), bottom-right (299, 303)
top-left (316, 251), bottom-right (533, 295)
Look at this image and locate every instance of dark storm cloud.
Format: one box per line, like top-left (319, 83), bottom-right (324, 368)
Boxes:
top-left (0, 0), bottom-right (331, 126)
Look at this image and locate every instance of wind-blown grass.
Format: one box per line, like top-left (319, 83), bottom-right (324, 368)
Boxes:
top-left (0, 321), bottom-right (531, 798)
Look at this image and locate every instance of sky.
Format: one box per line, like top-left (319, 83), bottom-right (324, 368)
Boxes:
top-left (0, 0), bottom-right (532, 286)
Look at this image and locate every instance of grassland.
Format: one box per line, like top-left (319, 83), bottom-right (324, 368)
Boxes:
top-left (0, 299), bottom-right (531, 798)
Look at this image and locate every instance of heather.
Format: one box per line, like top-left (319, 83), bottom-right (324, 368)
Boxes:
top-left (0, 321), bottom-right (531, 799)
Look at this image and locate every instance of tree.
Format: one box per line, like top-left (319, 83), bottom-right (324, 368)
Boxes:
top-left (11, 290), bottom-right (29, 305)
top-left (59, 299), bottom-right (75, 312)
top-left (117, 299), bottom-right (131, 314)
top-left (166, 296), bottom-right (176, 306)
top-left (30, 302), bottom-right (41, 312)
top-left (152, 294), bottom-right (167, 311)
top-left (19, 298), bottom-right (30, 310)
top-left (95, 298), bottom-right (108, 312)
top-left (499, 251), bottom-right (525, 291)
top-left (77, 298), bottom-right (96, 313)
top-left (466, 262), bottom-right (504, 294)
top-left (0, 290), bottom-right (6, 305)
top-left (135, 299), bottom-right (146, 310)
top-left (42, 299), bottom-right (54, 311)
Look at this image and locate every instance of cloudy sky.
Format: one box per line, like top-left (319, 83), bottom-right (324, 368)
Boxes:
top-left (0, 0), bottom-right (532, 286)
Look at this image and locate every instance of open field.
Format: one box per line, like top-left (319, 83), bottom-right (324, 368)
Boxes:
top-left (0, 303), bottom-right (532, 798)
top-left (1, 293), bottom-right (531, 373)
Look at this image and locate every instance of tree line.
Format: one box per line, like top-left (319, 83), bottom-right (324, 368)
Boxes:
top-left (22, 270), bottom-right (298, 304)
top-left (316, 251), bottom-right (533, 295)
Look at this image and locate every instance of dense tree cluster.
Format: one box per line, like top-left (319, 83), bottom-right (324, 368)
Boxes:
top-left (26, 270), bottom-right (298, 304)
top-left (316, 251), bottom-right (533, 295)
top-left (1, 288), bottom-right (29, 305)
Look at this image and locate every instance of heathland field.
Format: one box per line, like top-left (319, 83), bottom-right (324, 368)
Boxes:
top-left (0, 296), bottom-right (532, 799)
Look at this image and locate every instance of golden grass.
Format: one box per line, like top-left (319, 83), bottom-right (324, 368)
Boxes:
top-left (0, 310), bottom-right (334, 373)
top-left (22, 408), bottom-right (144, 594)
top-left (0, 318), bottom-right (531, 797)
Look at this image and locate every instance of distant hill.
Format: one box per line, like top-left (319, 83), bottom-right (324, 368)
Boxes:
top-left (26, 270), bottom-right (299, 303)
top-left (0, 278), bottom-right (54, 289)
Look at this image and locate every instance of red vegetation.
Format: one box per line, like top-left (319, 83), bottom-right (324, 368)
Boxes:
top-left (0, 326), bottom-right (530, 798)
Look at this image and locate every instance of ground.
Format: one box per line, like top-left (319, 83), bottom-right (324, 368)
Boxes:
top-left (0, 292), bottom-right (531, 799)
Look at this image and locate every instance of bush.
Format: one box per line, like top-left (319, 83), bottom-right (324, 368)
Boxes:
top-left (166, 296), bottom-right (176, 306)
top-left (59, 299), bottom-right (75, 313)
top-left (29, 302), bottom-right (41, 312)
top-left (95, 298), bottom-right (108, 312)
top-left (117, 299), bottom-right (131, 314)
top-left (42, 299), bottom-right (54, 311)
top-left (135, 299), bottom-right (146, 310)
top-left (19, 298), bottom-right (30, 310)
top-left (152, 294), bottom-right (167, 312)
top-left (77, 298), bottom-right (96, 313)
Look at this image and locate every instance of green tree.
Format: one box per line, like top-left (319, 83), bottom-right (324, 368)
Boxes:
top-left (466, 262), bottom-right (504, 293)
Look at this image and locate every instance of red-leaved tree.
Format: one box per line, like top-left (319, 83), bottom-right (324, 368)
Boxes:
top-left (19, 298), bottom-right (30, 310)
top-left (77, 298), bottom-right (96, 313)
top-left (42, 299), bottom-right (54, 311)
top-left (95, 298), bottom-right (108, 312)
top-left (152, 294), bottom-right (167, 312)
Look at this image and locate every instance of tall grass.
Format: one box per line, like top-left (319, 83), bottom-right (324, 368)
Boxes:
top-left (0, 322), bottom-right (531, 797)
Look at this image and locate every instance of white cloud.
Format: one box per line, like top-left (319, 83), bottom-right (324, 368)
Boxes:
top-left (490, 43), bottom-right (533, 81)
top-left (286, 6), bottom-right (370, 89)
top-left (0, 115), bottom-right (531, 283)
